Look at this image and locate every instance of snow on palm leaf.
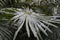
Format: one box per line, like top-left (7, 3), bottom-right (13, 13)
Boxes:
top-left (11, 8), bottom-right (59, 40)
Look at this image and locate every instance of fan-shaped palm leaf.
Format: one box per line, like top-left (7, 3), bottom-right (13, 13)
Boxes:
top-left (0, 0), bottom-right (60, 40)
top-left (4, 8), bottom-right (59, 40)
top-left (0, 25), bottom-right (13, 40)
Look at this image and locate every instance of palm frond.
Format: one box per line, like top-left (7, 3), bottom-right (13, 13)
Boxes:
top-left (0, 25), bottom-right (13, 40)
top-left (6, 8), bottom-right (60, 40)
top-left (0, 0), bottom-right (60, 40)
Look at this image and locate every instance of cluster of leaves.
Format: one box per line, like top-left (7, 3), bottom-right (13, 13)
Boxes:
top-left (0, 0), bottom-right (60, 40)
